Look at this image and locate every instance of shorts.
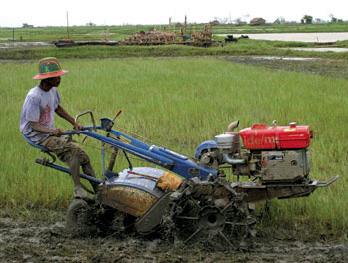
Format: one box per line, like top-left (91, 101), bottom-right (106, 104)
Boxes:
top-left (40, 136), bottom-right (90, 166)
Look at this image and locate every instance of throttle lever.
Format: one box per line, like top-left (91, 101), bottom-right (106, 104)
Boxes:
top-left (101, 109), bottom-right (123, 132)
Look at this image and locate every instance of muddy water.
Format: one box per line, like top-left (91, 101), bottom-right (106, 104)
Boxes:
top-left (0, 41), bottom-right (54, 50)
top-left (285, 47), bottom-right (348, 52)
top-left (0, 210), bottom-right (347, 263)
top-left (216, 32), bottom-right (348, 43)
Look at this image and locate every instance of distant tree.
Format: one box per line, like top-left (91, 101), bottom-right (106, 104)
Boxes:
top-left (243, 14), bottom-right (250, 22)
top-left (314, 18), bottom-right (323, 24)
top-left (274, 17), bottom-right (286, 24)
top-left (234, 17), bottom-right (244, 25)
top-left (234, 17), bottom-right (241, 24)
top-left (329, 14), bottom-right (338, 23)
top-left (302, 15), bottom-right (313, 24)
top-left (86, 21), bottom-right (96, 26)
top-left (214, 17), bottom-right (229, 24)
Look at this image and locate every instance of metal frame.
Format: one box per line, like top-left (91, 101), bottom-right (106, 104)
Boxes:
top-left (61, 125), bottom-right (218, 180)
top-left (24, 118), bottom-right (218, 185)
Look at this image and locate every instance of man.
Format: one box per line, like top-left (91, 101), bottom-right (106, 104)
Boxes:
top-left (20, 57), bottom-right (95, 199)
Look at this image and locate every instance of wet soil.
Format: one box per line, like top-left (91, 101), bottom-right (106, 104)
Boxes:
top-left (0, 209), bottom-right (346, 263)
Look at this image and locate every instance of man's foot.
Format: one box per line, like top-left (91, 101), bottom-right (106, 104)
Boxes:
top-left (74, 186), bottom-right (88, 199)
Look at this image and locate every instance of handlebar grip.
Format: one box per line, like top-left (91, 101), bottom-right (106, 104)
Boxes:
top-left (114, 109), bottom-right (122, 119)
top-left (116, 109), bottom-right (122, 117)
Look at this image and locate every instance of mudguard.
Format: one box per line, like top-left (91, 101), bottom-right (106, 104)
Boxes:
top-left (98, 167), bottom-right (166, 217)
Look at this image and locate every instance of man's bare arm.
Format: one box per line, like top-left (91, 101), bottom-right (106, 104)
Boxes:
top-left (29, 122), bottom-right (63, 136)
top-left (55, 105), bottom-right (83, 130)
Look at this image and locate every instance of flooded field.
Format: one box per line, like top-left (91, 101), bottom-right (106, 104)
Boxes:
top-left (217, 32), bottom-right (348, 43)
top-left (0, 41), bottom-right (54, 50)
top-left (0, 210), bottom-right (347, 263)
top-left (285, 47), bottom-right (348, 52)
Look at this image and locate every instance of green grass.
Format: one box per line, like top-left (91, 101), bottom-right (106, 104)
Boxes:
top-left (0, 58), bottom-right (347, 237)
top-left (0, 25), bottom-right (156, 42)
top-left (1, 39), bottom-right (347, 61)
top-left (212, 22), bottom-right (348, 34)
top-left (1, 23), bottom-right (347, 61)
top-left (1, 23), bottom-right (347, 42)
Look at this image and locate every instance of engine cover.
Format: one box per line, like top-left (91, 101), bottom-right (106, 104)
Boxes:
top-left (239, 123), bottom-right (311, 150)
top-left (260, 149), bottom-right (311, 182)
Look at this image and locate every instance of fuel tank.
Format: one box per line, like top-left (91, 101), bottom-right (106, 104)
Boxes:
top-left (239, 123), bottom-right (312, 150)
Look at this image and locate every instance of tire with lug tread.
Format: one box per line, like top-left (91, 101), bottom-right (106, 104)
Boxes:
top-left (66, 199), bottom-right (95, 236)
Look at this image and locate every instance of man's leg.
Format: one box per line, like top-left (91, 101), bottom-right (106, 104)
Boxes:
top-left (41, 137), bottom-right (89, 198)
top-left (70, 155), bottom-right (88, 198)
top-left (73, 145), bottom-right (99, 193)
top-left (82, 162), bottom-right (98, 192)
top-left (82, 162), bottom-right (96, 178)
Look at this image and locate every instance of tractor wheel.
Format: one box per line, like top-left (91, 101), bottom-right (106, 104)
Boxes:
top-left (168, 179), bottom-right (256, 251)
top-left (109, 210), bottom-right (127, 236)
top-left (172, 199), bottom-right (256, 251)
top-left (66, 199), bottom-right (96, 236)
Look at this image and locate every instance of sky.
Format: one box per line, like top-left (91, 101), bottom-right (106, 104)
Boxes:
top-left (1, 0), bottom-right (347, 27)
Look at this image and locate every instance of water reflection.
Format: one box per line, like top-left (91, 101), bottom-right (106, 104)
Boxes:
top-left (216, 32), bottom-right (348, 43)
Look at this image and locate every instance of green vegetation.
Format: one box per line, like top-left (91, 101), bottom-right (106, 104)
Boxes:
top-left (0, 25), bottom-right (155, 42)
top-left (213, 22), bottom-right (348, 34)
top-left (1, 39), bottom-right (347, 61)
top-left (0, 58), bottom-right (347, 237)
top-left (231, 57), bottom-right (348, 79)
top-left (1, 22), bottom-right (347, 63)
top-left (1, 22), bottom-right (347, 42)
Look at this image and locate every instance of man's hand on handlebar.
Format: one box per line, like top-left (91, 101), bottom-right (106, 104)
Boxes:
top-left (51, 128), bottom-right (63, 137)
top-left (74, 122), bottom-right (84, 131)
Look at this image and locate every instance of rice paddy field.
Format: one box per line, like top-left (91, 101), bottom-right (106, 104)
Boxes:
top-left (0, 57), bottom-right (347, 239)
top-left (1, 22), bottom-right (348, 42)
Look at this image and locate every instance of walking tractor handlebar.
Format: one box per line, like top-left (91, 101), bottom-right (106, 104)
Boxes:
top-left (74, 110), bottom-right (97, 131)
top-left (62, 111), bottom-right (217, 180)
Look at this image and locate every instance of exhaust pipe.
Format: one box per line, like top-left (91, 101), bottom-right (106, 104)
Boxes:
top-left (227, 121), bottom-right (239, 133)
top-left (222, 153), bottom-right (246, 165)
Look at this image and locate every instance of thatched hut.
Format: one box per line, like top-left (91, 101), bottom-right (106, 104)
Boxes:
top-left (250, 18), bottom-right (266, 26)
top-left (210, 20), bottom-right (220, 26)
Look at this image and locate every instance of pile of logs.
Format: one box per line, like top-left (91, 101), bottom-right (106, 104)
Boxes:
top-left (122, 30), bottom-right (177, 45)
top-left (121, 24), bottom-right (212, 47)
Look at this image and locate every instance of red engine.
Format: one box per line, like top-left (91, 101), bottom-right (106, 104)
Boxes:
top-left (197, 121), bottom-right (314, 182)
top-left (239, 123), bottom-right (312, 150)
top-left (205, 121), bottom-right (314, 183)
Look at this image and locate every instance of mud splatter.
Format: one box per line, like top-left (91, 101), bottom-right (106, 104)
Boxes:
top-left (0, 209), bottom-right (346, 263)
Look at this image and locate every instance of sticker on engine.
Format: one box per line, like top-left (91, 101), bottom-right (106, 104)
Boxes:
top-left (119, 135), bottom-right (131, 144)
top-left (267, 155), bottom-right (284, 161)
top-left (284, 128), bottom-right (296, 132)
